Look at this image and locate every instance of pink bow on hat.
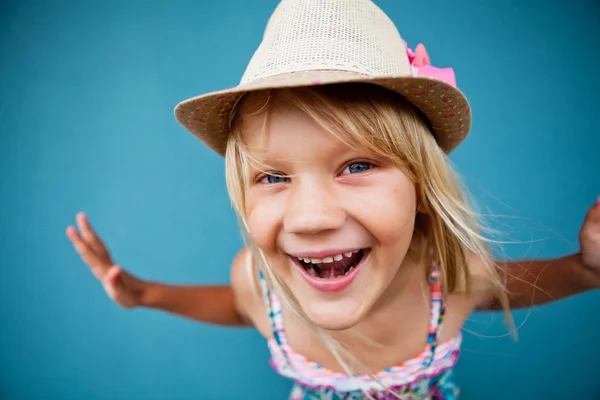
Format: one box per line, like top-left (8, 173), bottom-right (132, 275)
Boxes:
top-left (404, 41), bottom-right (456, 87)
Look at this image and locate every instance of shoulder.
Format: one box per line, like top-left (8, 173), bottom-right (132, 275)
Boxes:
top-left (445, 253), bottom-right (500, 312)
top-left (230, 247), bottom-right (272, 338)
top-left (465, 253), bottom-right (504, 309)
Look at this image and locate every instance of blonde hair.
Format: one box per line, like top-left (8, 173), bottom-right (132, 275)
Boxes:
top-left (224, 83), bottom-right (511, 396)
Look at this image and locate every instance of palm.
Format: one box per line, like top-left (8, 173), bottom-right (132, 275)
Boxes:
top-left (66, 212), bottom-right (145, 308)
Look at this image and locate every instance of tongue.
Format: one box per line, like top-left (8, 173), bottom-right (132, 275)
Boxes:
top-left (316, 251), bottom-right (361, 279)
top-left (320, 267), bottom-right (346, 279)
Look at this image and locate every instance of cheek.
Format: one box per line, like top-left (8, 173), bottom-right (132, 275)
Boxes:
top-left (245, 194), bottom-right (283, 251)
top-left (362, 178), bottom-right (417, 246)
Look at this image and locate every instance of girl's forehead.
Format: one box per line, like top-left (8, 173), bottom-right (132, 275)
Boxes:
top-left (239, 104), bottom-right (355, 162)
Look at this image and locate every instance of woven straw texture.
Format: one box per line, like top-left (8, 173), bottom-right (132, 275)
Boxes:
top-left (174, 0), bottom-right (471, 155)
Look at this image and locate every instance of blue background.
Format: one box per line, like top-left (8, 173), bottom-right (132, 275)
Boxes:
top-left (1, 0), bottom-right (599, 398)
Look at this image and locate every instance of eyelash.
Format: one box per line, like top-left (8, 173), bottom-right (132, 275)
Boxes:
top-left (342, 160), bottom-right (374, 175)
top-left (256, 160), bottom-right (375, 185)
top-left (257, 173), bottom-right (289, 185)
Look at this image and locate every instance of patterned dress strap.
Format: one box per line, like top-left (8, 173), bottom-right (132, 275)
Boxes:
top-left (257, 270), bottom-right (285, 347)
top-left (258, 270), bottom-right (287, 353)
top-left (257, 269), bottom-right (295, 371)
top-left (424, 264), bottom-right (446, 366)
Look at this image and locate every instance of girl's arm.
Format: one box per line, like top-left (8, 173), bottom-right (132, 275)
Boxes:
top-left (479, 253), bottom-right (599, 310)
top-left (141, 285), bottom-right (248, 326)
top-left (66, 213), bottom-right (257, 327)
top-left (477, 197), bottom-right (600, 310)
top-left (140, 249), bottom-right (256, 326)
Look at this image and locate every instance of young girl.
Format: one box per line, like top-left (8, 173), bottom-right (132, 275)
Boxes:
top-left (66, 0), bottom-right (600, 398)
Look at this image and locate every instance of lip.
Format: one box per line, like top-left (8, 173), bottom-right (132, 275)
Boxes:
top-left (291, 249), bottom-right (370, 293)
top-left (289, 248), bottom-right (363, 259)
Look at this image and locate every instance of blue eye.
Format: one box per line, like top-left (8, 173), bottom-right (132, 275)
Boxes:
top-left (343, 162), bottom-right (372, 174)
top-left (260, 174), bottom-right (290, 184)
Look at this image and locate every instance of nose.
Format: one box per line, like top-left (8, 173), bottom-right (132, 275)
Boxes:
top-left (283, 180), bottom-right (346, 235)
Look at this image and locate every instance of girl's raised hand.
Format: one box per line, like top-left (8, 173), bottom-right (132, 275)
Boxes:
top-left (66, 212), bottom-right (146, 309)
top-left (580, 196), bottom-right (600, 281)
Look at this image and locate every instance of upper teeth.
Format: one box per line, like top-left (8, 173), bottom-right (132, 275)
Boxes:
top-left (300, 250), bottom-right (359, 264)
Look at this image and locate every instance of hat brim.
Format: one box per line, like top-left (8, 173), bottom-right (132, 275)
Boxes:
top-left (174, 69), bottom-right (471, 156)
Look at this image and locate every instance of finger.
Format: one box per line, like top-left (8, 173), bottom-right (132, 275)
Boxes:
top-left (76, 212), bottom-right (109, 256)
top-left (66, 226), bottom-right (111, 279)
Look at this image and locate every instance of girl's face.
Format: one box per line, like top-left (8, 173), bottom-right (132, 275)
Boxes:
top-left (243, 102), bottom-right (418, 331)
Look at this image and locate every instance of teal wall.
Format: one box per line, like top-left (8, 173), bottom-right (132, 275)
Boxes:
top-left (1, 0), bottom-right (598, 398)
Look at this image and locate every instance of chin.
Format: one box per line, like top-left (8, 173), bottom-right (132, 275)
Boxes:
top-left (300, 298), bottom-right (365, 331)
top-left (291, 276), bottom-right (377, 331)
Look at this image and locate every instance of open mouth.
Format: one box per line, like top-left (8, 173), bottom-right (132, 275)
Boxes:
top-left (292, 249), bottom-right (366, 279)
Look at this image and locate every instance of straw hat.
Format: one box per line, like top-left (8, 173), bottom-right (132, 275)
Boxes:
top-left (174, 0), bottom-right (471, 155)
